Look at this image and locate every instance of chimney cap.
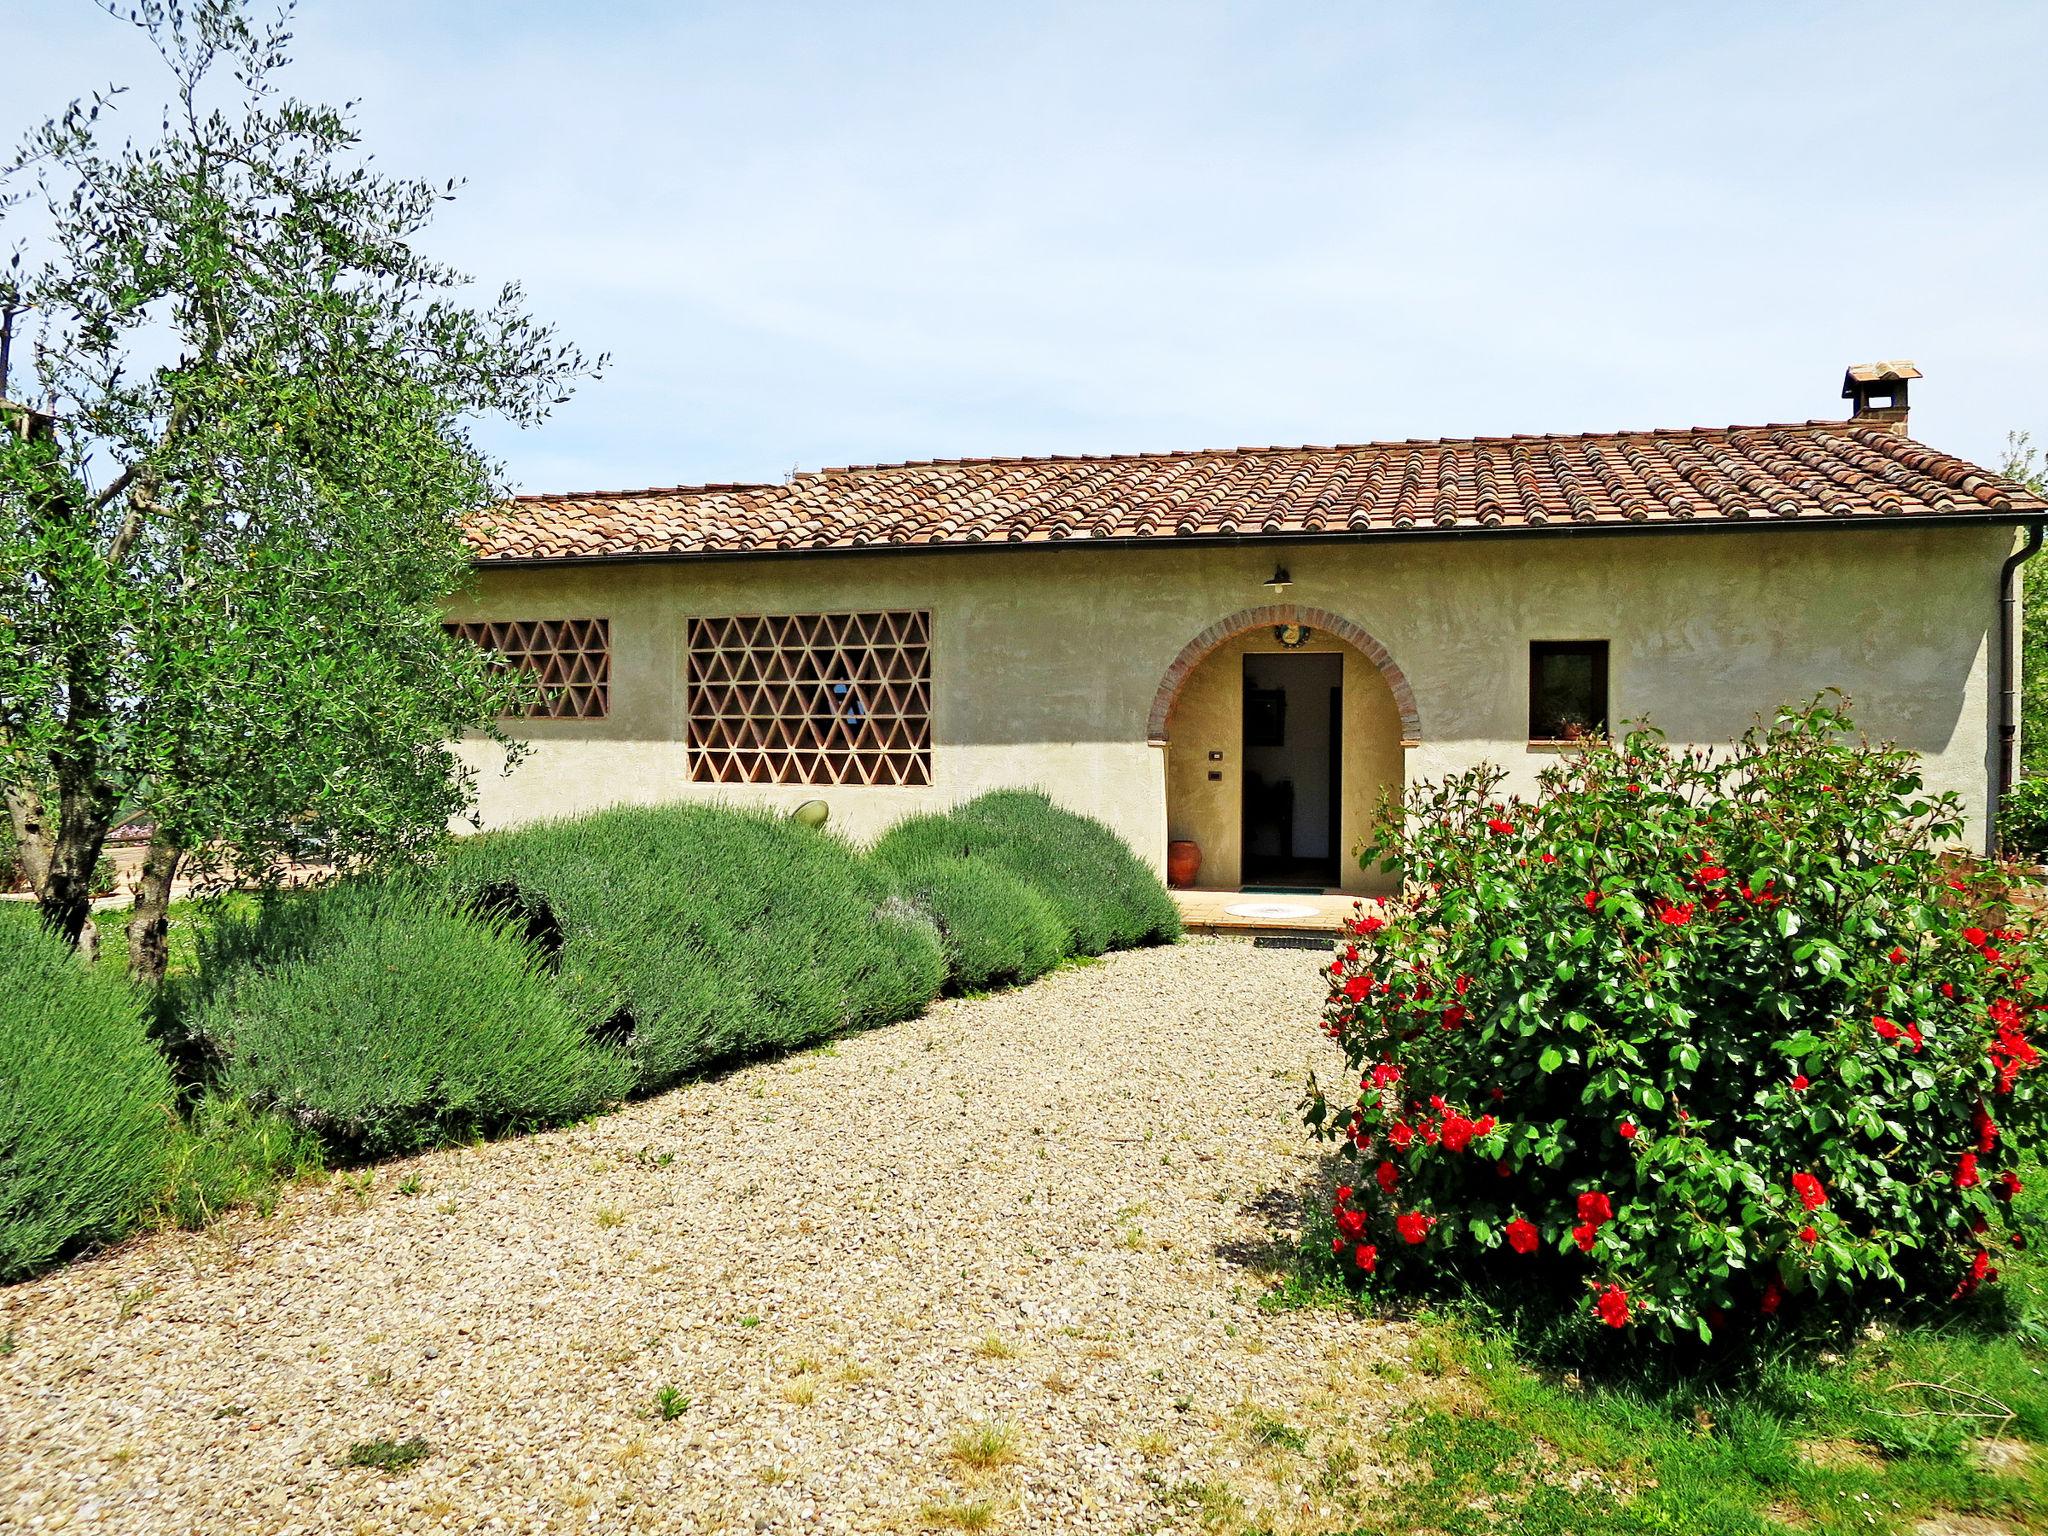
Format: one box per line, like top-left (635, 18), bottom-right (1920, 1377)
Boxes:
top-left (1841, 359), bottom-right (1922, 398)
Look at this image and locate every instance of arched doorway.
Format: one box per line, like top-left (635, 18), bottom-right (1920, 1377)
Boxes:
top-left (1150, 606), bottom-right (1419, 896)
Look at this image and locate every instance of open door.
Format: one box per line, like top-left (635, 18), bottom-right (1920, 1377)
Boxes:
top-left (1240, 652), bottom-right (1342, 889)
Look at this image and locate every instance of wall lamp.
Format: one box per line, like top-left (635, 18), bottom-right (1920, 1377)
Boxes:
top-left (1262, 564), bottom-right (1292, 595)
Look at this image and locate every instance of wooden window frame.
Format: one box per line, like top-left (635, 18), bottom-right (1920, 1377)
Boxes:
top-left (446, 617), bottom-right (611, 720)
top-left (687, 609), bottom-right (932, 786)
top-left (1527, 639), bottom-right (1609, 743)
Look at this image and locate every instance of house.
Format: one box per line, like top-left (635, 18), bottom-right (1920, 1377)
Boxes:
top-left (452, 363), bottom-right (2047, 894)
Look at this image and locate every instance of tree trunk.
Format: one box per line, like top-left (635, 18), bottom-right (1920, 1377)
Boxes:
top-left (4, 783), bottom-right (54, 893)
top-left (39, 791), bottom-right (110, 958)
top-left (126, 834), bottom-right (184, 986)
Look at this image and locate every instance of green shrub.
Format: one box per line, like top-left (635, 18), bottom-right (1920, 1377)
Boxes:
top-left (433, 804), bottom-right (946, 1091)
top-left (870, 789), bottom-right (1180, 957)
top-left (191, 881), bottom-right (629, 1158)
top-left (1998, 774), bottom-right (2048, 859)
top-left (0, 917), bottom-right (176, 1279)
top-left (1308, 700), bottom-right (2048, 1355)
top-left (874, 845), bottom-right (1068, 993)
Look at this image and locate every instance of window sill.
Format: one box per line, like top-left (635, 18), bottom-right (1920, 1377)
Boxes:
top-left (1526, 738), bottom-right (1610, 754)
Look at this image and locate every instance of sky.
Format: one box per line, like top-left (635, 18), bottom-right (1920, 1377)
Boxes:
top-left (10, 1), bottom-right (2048, 494)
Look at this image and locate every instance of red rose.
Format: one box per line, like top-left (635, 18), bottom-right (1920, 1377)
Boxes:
top-left (1594, 1284), bottom-right (1630, 1329)
top-left (1654, 899), bottom-right (1695, 927)
top-left (1540, 852), bottom-right (1557, 864)
top-left (1439, 1113), bottom-right (1475, 1153)
top-left (1486, 817), bottom-right (1514, 835)
top-left (1375, 1160), bottom-right (1399, 1195)
top-left (1472, 1114), bottom-right (1497, 1137)
top-left (1956, 1153), bottom-right (1981, 1189)
top-left (1353, 1243), bottom-right (1377, 1272)
top-left (1618, 1121), bottom-right (1638, 1140)
top-left (1335, 1185), bottom-right (1354, 1204)
top-left (1790, 1075), bottom-right (1810, 1092)
top-left (1342, 975), bottom-right (1371, 1001)
top-left (1798, 1225), bottom-right (1818, 1246)
top-left (1584, 889), bottom-right (1601, 910)
top-left (1761, 1279), bottom-right (1784, 1315)
top-left (1887, 946), bottom-right (1908, 964)
top-left (1506, 1217), bottom-right (1539, 1254)
top-left (1975, 1106), bottom-right (1999, 1154)
top-left (1387, 1121), bottom-right (1414, 1150)
top-left (1964, 927), bottom-right (1989, 946)
top-left (1354, 912), bottom-right (1386, 936)
top-left (1576, 1191), bottom-right (1613, 1226)
top-left (1336, 1207), bottom-right (1367, 1240)
top-left (1396, 1211), bottom-right (1432, 1245)
top-left (1997, 1170), bottom-right (2024, 1200)
top-left (1873, 1015), bottom-right (1901, 1043)
top-left (1792, 1172), bottom-right (1827, 1210)
top-left (1572, 1222), bottom-right (1598, 1254)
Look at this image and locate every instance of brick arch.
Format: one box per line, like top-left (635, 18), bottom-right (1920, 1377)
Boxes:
top-left (1146, 604), bottom-right (1422, 746)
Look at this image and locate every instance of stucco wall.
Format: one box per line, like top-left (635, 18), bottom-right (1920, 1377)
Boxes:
top-left (449, 523), bottom-right (2010, 879)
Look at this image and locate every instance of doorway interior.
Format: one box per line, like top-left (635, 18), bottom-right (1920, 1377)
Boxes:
top-left (1240, 652), bottom-right (1342, 889)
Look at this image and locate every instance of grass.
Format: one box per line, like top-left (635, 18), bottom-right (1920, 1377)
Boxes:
top-left (344, 1436), bottom-right (430, 1472)
top-left (1255, 1173), bottom-right (2048, 1536)
top-left (919, 1497), bottom-right (999, 1531)
top-left (652, 1385), bottom-right (691, 1421)
top-left (948, 1421), bottom-right (1020, 1473)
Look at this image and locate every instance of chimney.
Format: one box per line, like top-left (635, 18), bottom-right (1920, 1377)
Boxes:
top-left (1841, 359), bottom-right (1920, 434)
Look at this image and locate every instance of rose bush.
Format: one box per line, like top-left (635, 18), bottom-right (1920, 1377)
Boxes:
top-left (1304, 700), bottom-right (2046, 1349)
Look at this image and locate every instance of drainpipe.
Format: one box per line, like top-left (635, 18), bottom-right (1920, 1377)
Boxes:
top-left (1995, 521), bottom-right (2046, 854)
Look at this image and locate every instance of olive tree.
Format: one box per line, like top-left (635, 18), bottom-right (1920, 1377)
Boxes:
top-left (0, 0), bottom-right (598, 978)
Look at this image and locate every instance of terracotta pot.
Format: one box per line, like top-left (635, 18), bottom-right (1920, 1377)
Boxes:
top-left (1166, 839), bottom-right (1202, 889)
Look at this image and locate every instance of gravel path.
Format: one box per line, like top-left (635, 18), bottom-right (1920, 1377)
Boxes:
top-left (2, 939), bottom-right (1418, 1535)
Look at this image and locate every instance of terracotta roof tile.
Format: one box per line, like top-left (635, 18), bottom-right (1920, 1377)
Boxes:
top-left (465, 421), bottom-right (2048, 563)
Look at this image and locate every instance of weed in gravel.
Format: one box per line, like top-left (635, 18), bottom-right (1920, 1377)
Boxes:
top-left (737, 1314), bottom-right (762, 1329)
top-left (336, 1170), bottom-right (375, 1202)
top-left (1042, 1374), bottom-right (1076, 1395)
top-left (396, 1174), bottom-right (424, 1197)
top-left (0, 1329), bottom-right (14, 1355)
top-left (1156, 1478), bottom-right (1244, 1528)
top-left (594, 1205), bottom-right (625, 1228)
top-left (919, 1498), bottom-right (998, 1531)
top-left (972, 1334), bottom-right (1018, 1360)
top-left (948, 1421), bottom-right (1019, 1472)
top-left (653, 1385), bottom-right (691, 1421)
top-left (1238, 1402), bottom-right (1307, 1454)
top-left (836, 1360), bottom-right (876, 1383)
top-left (757, 1464), bottom-right (789, 1486)
top-left (114, 1284), bottom-right (155, 1323)
top-left (781, 1378), bottom-right (817, 1406)
top-left (345, 1437), bottom-right (429, 1472)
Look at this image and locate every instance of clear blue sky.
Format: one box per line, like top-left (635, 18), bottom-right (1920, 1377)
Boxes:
top-left (15, 1), bottom-right (2048, 492)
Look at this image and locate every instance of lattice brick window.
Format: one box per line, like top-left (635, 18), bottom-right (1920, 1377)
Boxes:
top-left (688, 610), bottom-right (931, 786)
top-left (445, 618), bottom-right (610, 720)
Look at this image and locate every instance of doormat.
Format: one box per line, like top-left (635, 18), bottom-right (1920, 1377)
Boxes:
top-left (1240, 885), bottom-right (1325, 896)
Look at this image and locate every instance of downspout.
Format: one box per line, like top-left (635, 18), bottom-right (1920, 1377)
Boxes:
top-left (1994, 520), bottom-right (2046, 854)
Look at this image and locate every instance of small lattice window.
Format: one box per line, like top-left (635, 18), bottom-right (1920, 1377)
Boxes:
top-left (446, 618), bottom-right (610, 719)
top-left (688, 610), bottom-right (931, 786)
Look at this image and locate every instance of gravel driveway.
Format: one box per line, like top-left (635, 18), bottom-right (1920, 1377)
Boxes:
top-left (2, 939), bottom-right (1417, 1535)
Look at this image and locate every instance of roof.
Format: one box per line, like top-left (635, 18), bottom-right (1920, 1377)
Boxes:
top-left (466, 420), bottom-right (2048, 564)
